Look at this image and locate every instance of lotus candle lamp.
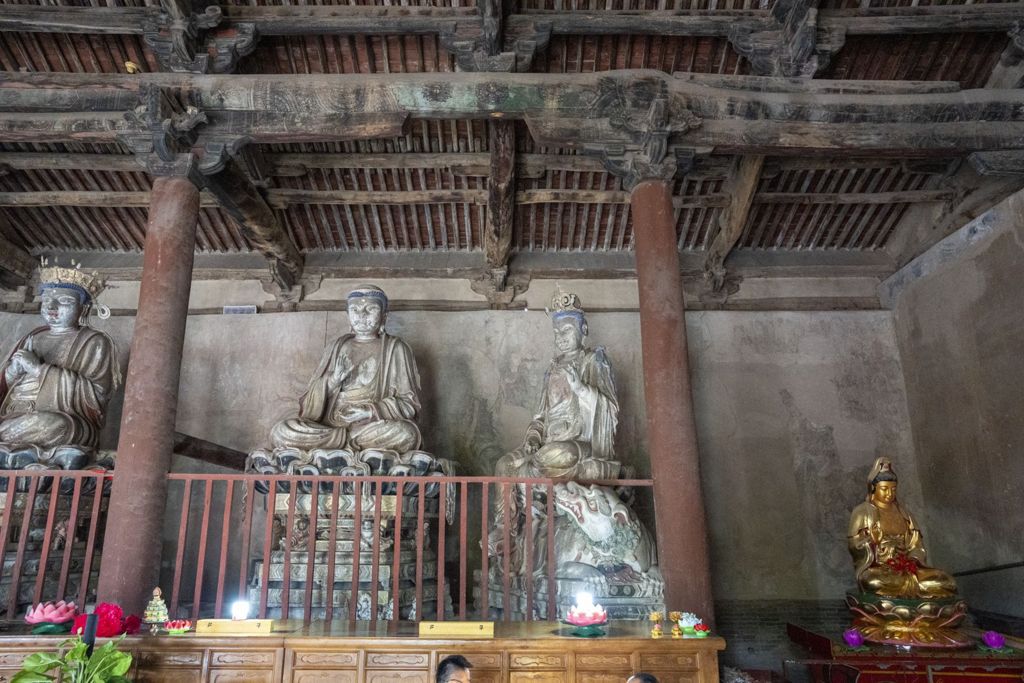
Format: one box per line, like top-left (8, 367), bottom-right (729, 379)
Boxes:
top-left (565, 592), bottom-right (608, 637)
top-left (25, 600), bottom-right (78, 634)
top-left (164, 619), bottom-right (193, 635)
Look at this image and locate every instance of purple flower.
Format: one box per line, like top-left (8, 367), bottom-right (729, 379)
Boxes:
top-left (843, 629), bottom-right (865, 648)
top-left (982, 631), bottom-right (1006, 649)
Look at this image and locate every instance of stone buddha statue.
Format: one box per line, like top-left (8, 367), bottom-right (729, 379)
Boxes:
top-left (845, 457), bottom-right (967, 647)
top-left (0, 261), bottom-right (121, 470)
top-left (269, 285), bottom-right (422, 455)
top-left (495, 291), bottom-right (620, 482)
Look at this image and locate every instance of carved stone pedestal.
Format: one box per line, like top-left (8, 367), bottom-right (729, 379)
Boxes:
top-left (250, 489), bottom-right (452, 620)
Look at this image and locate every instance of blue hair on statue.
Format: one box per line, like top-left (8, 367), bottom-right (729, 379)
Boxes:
top-left (39, 282), bottom-right (91, 305)
top-left (347, 288), bottom-right (389, 311)
top-left (551, 309), bottom-right (586, 328)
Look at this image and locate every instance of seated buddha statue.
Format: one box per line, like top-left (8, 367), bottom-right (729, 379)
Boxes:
top-left (269, 284), bottom-right (421, 456)
top-left (0, 261), bottom-right (121, 470)
top-left (848, 458), bottom-right (957, 599)
top-left (846, 457), bottom-right (967, 647)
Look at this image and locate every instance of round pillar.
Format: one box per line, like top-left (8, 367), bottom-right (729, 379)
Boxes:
top-left (630, 178), bottom-right (715, 623)
top-left (97, 175), bottom-right (198, 614)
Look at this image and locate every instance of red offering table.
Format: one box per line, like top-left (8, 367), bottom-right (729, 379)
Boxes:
top-left (0, 620), bottom-right (725, 683)
top-left (787, 624), bottom-right (1024, 683)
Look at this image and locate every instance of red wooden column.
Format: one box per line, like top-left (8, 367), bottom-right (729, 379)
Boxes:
top-left (97, 175), bottom-right (198, 614)
top-left (630, 178), bottom-right (715, 623)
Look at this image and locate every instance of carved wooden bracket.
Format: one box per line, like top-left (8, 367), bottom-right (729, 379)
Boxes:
top-left (119, 84), bottom-right (207, 178)
top-left (584, 95), bottom-right (701, 190)
top-left (728, 0), bottom-right (845, 77)
top-left (470, 267), bottom-right (530, 308)
top-left (143, 5), bottom-right (257, 74)
top-left (441, 18), bottom-right (550, 72)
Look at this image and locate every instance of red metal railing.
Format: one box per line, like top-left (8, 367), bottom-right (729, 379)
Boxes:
top-left (0, 471), bottom-right (654, 624)
top-left (0, 470), bottom-right (111, 619)
top-left (162, 473), bottom-right (655, 624)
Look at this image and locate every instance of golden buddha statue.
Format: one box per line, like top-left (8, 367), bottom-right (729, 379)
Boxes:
top-left (845, 458), bottom-right (968, 648)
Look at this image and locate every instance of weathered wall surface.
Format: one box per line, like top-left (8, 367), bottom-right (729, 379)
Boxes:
top-left (1, 305), bottom-right (914, 609)
top-left (889, 193), bottom-right (1024, 617)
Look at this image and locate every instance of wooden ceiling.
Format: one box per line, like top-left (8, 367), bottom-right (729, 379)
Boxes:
top-left (0, 0), bottom-right (1022, 307)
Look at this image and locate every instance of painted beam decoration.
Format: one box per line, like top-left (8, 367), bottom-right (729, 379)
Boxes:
top-left (2, 71), bottom-right (1024, 157)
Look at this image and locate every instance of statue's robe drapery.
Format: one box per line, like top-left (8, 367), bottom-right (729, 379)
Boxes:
top-left (498, 346), bottom-right (619, 480)
top-left (848, 499), bottom-right (957, 599)
top-left (271, 332), bottom-right (422, 453)
top-left (0, 326), bottom-right (120, 450)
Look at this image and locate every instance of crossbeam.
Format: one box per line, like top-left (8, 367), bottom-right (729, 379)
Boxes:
top-left (3, 71), bottom-right (1024, 155)
top-left (1, 3), bottom-right (1018, 37)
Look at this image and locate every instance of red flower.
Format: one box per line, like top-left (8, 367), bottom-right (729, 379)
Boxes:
top-left (885, 553), bottom-right (919, 575)
top-left (123, 614), bottom-right (142, 635)
top-left (694, 623), bottom-right (711, 632)
top-left (70, 603), bottom-right (142, 637)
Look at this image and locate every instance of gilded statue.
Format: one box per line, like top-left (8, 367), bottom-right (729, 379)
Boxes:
top-left (270, 285), bottom-right (422, 455)
top-left (845, 457), bottom-right (968, 648)
top-left (0, 262), bottom-right (120, 470)
top-left (495, 290), bottom-right (620, 481)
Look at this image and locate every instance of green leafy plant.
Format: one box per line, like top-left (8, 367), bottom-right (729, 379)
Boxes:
top-left (12, 636), bottom-right (132, 683)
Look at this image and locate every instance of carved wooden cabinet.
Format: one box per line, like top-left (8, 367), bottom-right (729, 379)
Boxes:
top-left (0, 621), bottom-right (724, 683)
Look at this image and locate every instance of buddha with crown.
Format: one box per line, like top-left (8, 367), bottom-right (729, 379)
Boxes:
top-left (845, 457), bottom-right (969, 647)
top-left (0, 261), bottom-right (121, 470)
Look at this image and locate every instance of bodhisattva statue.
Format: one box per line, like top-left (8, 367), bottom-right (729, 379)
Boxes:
top-left (845, 457), bottom-right (968, 648)
top-left (495, 290), bottom-right (620, 482)
top-left (487, 292), bottom-right (664, 619)
top-left (0, 262), bottom-right (120, 471)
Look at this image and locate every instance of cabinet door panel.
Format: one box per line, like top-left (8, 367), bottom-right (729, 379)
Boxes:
top-left (292, 671), bottom-right (359, 683)
top-left (365, 671), bottom-right (431, 683)
top-left (577, 673), bottom-right (632, 683)
top-left (209, 670), bottom-right (276, 683)
top-left (510, 672), bottom-right (568, 683)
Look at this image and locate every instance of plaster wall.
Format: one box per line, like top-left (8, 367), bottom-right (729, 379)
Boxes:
top-left (889, 193), bottom-right (1024, 617)
top-left (0, 306), bottom-right (914, 606)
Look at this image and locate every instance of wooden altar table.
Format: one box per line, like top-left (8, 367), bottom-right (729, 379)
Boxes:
top-left (0, 621), bottom-right (725, 683)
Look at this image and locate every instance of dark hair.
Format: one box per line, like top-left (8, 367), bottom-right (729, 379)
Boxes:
top-left (436, 655), bottom-right (473, 683)
top-left (628, 674), bottom-right (660, 683)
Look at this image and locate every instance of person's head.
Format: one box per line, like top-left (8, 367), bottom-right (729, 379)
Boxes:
top-left (436, 654), bottom-right (472, 683)
top-left (627, 673), bottom-right (659, 683)
top-left (347, 284), bottom-right (388, 339)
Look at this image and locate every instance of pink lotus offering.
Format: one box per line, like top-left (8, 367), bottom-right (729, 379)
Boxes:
top-left (566, 592), bottom-right (607, 626)
top-left (25, 600), bottom-right (78, 625)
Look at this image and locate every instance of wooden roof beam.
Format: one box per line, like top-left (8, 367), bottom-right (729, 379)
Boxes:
top-left (198, 155), bottom-right (303, 293)
top-left (4, 3), bottom-right (1020, 38)
top-left (0, 188), bottom-right (956, 209)
top-left (0, 219), bottom-right (35, 290)
top-left (703, 155), bottom-right (765, 292)
top-left (4, 71), bottom-right (1024, 155)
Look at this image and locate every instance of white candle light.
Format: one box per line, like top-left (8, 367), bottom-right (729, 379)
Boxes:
top-left (230, 600), bottom-right (250, 620)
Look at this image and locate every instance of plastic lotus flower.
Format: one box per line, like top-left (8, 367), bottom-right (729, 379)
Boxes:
top-left (25, 600), bottom-right (78, 624)
top-left (982, 631), bottom-right (1006, 650)
top-left (677, 612), bottom-right (701, 629)
top-left (843, 628), bottom-right (866, 648)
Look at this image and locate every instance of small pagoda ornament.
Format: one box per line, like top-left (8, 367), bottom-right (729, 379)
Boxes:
top-left (144, 587), bottom-right (169, 635)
